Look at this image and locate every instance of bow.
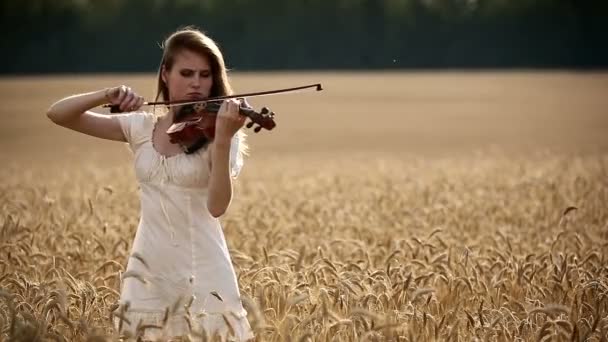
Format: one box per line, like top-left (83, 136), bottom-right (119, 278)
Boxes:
top-left (103, 83), bottom-right (323, 113)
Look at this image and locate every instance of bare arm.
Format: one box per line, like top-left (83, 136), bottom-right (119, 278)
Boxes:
top-left (206, 99), bottom-right (246, 218)
top-left (207, 138), bottom-right (234, 217)
top-left (46, 85), bottom-right (144, 141)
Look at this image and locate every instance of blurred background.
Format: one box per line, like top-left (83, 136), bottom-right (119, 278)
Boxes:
top-left (2, 0), bottom-right (607, 73)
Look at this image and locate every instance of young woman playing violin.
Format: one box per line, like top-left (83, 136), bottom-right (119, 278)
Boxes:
top-left (47, 27), bottom-right (255, 341)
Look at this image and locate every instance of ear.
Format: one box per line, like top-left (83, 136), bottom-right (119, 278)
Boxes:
top-left (161, 65), bottom-right (168, 84)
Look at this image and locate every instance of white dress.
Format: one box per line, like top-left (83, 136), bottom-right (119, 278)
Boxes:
top-left (112, 111), bottom-right (254, 341)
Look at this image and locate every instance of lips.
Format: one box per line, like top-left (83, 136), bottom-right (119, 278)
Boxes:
top-left (187, 92), bottom-right (204, 99)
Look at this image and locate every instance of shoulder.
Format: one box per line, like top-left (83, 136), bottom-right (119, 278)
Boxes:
top-left (116, 110), bottom-right (155, 124)
top-left (115, 110), bottom-right (155, 147)
top-left (116, 110), bottom-right (155, 129)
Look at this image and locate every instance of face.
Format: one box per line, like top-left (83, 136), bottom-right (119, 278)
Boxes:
top-left (162, 49), bottom-right (213, 102)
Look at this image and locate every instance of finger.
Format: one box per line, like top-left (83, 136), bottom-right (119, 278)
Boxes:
top-left (235, 106), bottom-right (244, 119)
top-left (219, 100), bottom-right (229, 114)
top-left (237, 98), bottom-right (246, 110)
top-left (116, 86), bottom-right (128, 104)
top-left (135, 96), bottom-right (145, 109)
top-left (120, 90), bottom-right (135, 111)
top-left (226, 100), bottom-right (238, 117)
top-left (117, 88), bottom-right (129, 109)
top-left (111, 87), bottom-right (122, 103)
top-left (126, 94), bottom-right (140, 111)
top-left (230, 100), bottom-right (239, 115)
top-left (240, 97), bottom-right (251, 109)
top-left (226, 101), bottom-right (235, 115)
top-left (237, 117), bottom-right (246, 129)
top-left (106, 87), bottom-right (117, 101)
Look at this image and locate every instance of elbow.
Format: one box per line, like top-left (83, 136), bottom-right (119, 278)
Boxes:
top-left (46, 107), bottom-right (56, 122)
top-left (209, 207), bottom-right (226, 218)
top-left (46, 106), bottom-right (62, 124)
top-left (207, 202), bottom-right (227, 218)
top-left (207, 186), bottom-right (233, 218)
top-left (46, 105), bottom-right (73, 126)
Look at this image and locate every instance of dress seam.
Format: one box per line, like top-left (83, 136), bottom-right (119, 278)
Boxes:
top-left (188, 195), bottom-right (196, 288)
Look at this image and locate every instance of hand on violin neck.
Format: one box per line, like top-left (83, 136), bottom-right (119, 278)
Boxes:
top-left (214, 99), bottom-right (246, 142)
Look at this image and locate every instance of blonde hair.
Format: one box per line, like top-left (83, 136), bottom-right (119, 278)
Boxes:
top-left (154, 26), bottom-right (247, 156)
top-left (155, 25), bottom-right (231, 102)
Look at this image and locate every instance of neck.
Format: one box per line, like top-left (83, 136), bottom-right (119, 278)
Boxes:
top-left (168, 108), bottom-right (177, 122)
top-left (159, 108), bottom-right (176, 124)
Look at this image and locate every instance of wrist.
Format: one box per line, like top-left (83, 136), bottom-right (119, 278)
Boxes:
top-left (103, 87), bottom-right (112, 102)
top-left (91, 88), bottom-right (111, 108)
top-left (211, 138), bottom-right (231, 162)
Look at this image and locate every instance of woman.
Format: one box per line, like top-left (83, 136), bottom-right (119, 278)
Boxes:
top-left (46, 27), bottom-right (254, 341)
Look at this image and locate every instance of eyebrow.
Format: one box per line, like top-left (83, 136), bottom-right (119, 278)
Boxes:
top-left (180, 67), bottom-right (211, 72)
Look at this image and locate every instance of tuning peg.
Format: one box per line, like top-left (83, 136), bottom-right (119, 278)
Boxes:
top-left (254, 126), bottom-right (262, 133)
top-left (246, 121), bottom-right (255, 128)
top-left (260, 107), bottom-right (269, 114)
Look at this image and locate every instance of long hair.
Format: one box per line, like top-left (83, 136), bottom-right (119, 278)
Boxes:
top-left (154, 26), bottom-right (247, 156)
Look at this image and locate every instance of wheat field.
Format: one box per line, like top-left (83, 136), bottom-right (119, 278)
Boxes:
top-left (1, 72), bottom-right (607, 341)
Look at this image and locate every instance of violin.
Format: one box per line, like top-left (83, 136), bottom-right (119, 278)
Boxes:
top-left (165, 100), bottom-right (275, 144)
top-left (104, 83), bottom-right (322, 146)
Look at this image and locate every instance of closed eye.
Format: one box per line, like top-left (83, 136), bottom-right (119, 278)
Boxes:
top-left (180, 69), bottom-right (194, 77)
top-left (180, 69), bottom-right (211, 78)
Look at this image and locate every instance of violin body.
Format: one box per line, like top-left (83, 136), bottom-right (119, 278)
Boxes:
top-left (166, 100), bottom-right (276, 146)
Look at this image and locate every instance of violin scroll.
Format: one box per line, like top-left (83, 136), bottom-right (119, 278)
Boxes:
top-left (242, 106), bottom-right (275, 133)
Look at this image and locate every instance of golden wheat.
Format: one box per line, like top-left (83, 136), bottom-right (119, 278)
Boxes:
top-left (1, 72), bottom-right (608, 341)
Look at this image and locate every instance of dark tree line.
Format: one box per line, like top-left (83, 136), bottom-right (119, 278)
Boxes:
top-left (1, 0), bottom-right (606, 74)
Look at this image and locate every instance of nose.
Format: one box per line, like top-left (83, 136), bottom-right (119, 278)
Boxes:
top-left (190, 76), bottom-right (201, 89)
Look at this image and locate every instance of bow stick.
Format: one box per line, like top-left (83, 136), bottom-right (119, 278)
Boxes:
top-left (103, 83), bottom-right (323, 113)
